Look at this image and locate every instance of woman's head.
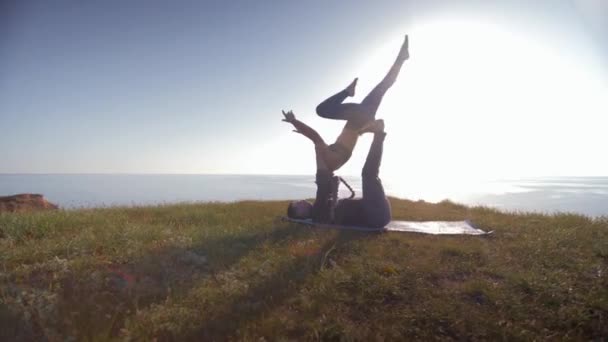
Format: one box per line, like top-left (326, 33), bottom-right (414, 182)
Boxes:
top-left (287, 200), bottom-right (313, 219)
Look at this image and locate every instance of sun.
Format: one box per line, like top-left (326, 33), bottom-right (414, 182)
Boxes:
top-left (341, 17), bottom-right (607, 186)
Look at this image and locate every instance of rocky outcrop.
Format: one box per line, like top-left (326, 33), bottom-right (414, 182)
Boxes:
top-left (0, 194), bottom-right (59, 213)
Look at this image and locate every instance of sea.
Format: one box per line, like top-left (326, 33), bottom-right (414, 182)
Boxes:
top-left (0, 174), bottom-right (607, 217)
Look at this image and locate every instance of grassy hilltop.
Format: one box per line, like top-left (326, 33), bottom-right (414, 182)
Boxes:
top-left (1, 199), bottom-right (607, 341)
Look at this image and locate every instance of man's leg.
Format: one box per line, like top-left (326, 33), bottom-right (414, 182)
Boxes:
top-left (361, 123), bottom-right (392, 228)
top-left (360, 35), bottom-right (409, 120)
top-left (316, 78), bottom-right (361, 120)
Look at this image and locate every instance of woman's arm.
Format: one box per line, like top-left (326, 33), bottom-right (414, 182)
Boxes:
top-left (282, 110), bottom-right (325, 146)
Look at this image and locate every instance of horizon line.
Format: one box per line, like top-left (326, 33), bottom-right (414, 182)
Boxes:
top-left (1, 173), bottom-right (608, 179)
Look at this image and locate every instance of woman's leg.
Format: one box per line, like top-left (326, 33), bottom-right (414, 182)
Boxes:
top-left (316, 79), bottom-right (360, 120)
top-left (360, 35), bottom-right (409, 120)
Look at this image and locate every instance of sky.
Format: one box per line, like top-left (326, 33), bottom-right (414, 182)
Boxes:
top-left (1, 0), bottom-right (607, 179)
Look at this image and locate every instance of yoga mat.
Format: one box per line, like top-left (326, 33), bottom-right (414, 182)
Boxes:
top-left (283, 217), bottom-right (492, 235)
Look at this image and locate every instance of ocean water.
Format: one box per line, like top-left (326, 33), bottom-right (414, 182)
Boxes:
top-left (0, 174), bottom-right (607, 217)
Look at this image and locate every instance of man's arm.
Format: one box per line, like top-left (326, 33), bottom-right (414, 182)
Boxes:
top-left (282, 110), bottom-right (325, 146)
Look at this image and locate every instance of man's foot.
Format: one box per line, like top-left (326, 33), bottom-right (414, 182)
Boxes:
top-left (397, 35), bottom-right (409, 61)
top-left (359, 119), bottom-right (385, 135)
top-left (345, 78), bottom-right (358, 97)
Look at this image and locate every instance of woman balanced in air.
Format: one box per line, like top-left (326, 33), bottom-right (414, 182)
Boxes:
top-left (282, 35), bottom-right (409, 172)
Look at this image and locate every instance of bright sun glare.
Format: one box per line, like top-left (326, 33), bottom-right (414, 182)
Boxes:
top-left (345, 18), bottom-right (607, 190)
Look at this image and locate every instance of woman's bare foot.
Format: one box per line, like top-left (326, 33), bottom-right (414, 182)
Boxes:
top-left (359, 119), bottom-right (385, 135)
top-left (345, 78), bottom-right (358, 97)
top-left (397, 35), bottom-right (409, 61)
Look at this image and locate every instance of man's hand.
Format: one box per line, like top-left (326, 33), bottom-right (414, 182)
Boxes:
top-left (282, 110), bottom-right (296, 123)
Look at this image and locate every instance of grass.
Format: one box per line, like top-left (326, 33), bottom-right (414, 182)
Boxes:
top-left (1, 198), bottom-right (607, 341)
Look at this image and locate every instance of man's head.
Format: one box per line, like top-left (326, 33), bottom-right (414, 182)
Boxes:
top-left (287, 200), bottom-right (313, 219)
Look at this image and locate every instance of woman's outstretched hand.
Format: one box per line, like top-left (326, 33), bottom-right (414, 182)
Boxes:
top-left (281, 110), bottom-right (324, 144)
top-left (282, 110), bottom-right (296, 123)
top-left (282, 110), bottom-right (303, 134)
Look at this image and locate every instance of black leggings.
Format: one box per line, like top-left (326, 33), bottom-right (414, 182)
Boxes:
top-left (316, 56), bottom-right (405, 129)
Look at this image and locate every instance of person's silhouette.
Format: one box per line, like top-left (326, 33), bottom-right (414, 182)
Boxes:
top-left (287, 120), bottom-right (391, 229)
top-left (282, 35), bottom-right (409, 172)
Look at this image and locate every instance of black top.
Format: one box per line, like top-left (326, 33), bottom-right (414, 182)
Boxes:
top-left (334, 198), bottom-right (367, 226)
top-left (312, 170), bottom-right (379, 227)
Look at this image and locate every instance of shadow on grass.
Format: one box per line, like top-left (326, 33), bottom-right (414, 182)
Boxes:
top-left (0, 303), bottom-right (28, 341)
top-left (184, 229), bottom-right (377, 340)
top-left (54, 223), bottom-right (322, 340)
top-left (3, 223), bottom-right (320, 340)
top-left (5, 210), bottom-right (381, 341)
